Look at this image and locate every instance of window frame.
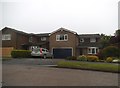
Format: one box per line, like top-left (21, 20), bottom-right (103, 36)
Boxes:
top-left (87, 47), bottom-right (99, 54)
top-left (90, 38), bottom-right (96, 42)
top-left (2, 34), bottom-right (11, 40)
top-left (56, 34), bottom-right (68, 41)
top-left (41, 37), bottom-right (47, 41)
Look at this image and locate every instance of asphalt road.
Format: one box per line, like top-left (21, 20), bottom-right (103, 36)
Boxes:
top-left (2, 58), bottom-right (119, 86)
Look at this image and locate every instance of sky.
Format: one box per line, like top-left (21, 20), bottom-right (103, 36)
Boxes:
top-left (0, 0), bottom-right (119, 35)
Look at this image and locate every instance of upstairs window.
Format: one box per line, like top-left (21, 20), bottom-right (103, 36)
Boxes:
top-left (2, 34), bottom-right (11, 40)
top-left (90, 38), bottom-right (96, 42)
top-left (41, 37), bottom-right (46, 41)
top-left (56, 34), bottom-right (68, 41)
top-left (80, 38), bottom-right (84, 42)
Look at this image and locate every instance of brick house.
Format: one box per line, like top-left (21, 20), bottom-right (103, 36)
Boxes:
top-left (49, 28), bottom-right (79, 58)
top-left (1, 27), bottom-right (49, 50)
top-left (2, 27), bottom-right (29, 49)
top-left (77, 34), bottom-right (101, 55)
top-left (1, 27), bottom-right (102, 58)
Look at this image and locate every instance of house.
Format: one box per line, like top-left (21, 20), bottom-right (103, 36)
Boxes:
top-left (2, 27), bottom-right (29, 50)
top-left (49, 28), bottom-right (79, 58)
top-left (1, 27), bottom-right (50, 50)
top-left (77, 34), bottom-right (101, 55)
top-left (1, 27), bottom-right (102, 58)
top-left (49, 28), bottom-right (101, 58)
top-left (1, 27), bottom-right (50, 57)
top-left (22, 33), bottom-right (50, 50)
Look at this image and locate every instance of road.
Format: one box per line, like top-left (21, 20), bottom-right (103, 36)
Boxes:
top-left (2, 58), bottom-right (119, 86)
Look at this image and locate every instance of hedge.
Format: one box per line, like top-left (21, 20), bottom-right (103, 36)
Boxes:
top-left (11, 50), bottom-right (32, 58)
top-left (99, 46), bottom-right (120, 59)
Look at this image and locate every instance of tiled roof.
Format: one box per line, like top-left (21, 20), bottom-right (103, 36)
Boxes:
top-left (50, 27), bottom-right (77, 35)
top-left (2, 27), bottom-right (28, 35)
top-left (36, 33), bottom-right (50, 37)
top-left (79, 34), bottom-right (101, 38)
top-left (77, 42), bottom-right (102, 48)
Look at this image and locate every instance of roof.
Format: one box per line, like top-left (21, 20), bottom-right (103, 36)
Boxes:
top-left (36, 33), bottom-right (50, 37)
top-left (2, 27), bottom-right (28, 35)
top-left (50, 27), bottom-right (77, 35)
top-left (77, 42), bottom-right (102, 48)
top-left (79, 34), bottom-right (101, 38)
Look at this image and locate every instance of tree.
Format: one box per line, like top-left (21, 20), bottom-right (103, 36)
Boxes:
top-left (110, 29), bottom-right (120, 48)
top-left (99, 34), bottom-right (111, 49)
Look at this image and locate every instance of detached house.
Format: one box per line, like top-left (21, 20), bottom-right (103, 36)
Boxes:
top-left (78, 34), bottom-right (101, 55)
top-left (1, 27), bottom-right (102, 58)
top-left (49, 28), bottom-right (79, 58)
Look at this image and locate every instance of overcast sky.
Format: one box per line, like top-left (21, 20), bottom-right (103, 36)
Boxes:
top-left (0, 0), bottom-right (119, 35)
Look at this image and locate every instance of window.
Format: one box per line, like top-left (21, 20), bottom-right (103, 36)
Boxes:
top-left (41, 37), bottom-right (46, 41)
top-left (2, 34), bottom-right (11, 40)
top-left (90, 38), bottom-right (96, 42)
top-left (56, 34), bottom-right (68, 41)
top-left (29, 37), bottom-right (33, 42)
top-left (87, 47), bottom-right (99, 54)
top-left (80, 38), bottom-right (84, 42)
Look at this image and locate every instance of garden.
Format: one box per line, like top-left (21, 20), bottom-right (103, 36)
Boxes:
top-left (57, 45), bottom-right (120, 73)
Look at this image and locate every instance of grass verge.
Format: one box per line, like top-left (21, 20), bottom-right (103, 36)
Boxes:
top-left (57, 61), bottom-right (119, 73)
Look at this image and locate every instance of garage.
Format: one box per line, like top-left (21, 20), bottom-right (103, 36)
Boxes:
top-left (53, 48), bottom-right (72, 58)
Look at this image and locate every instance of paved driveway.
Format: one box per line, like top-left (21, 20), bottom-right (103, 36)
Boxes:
top-left (2, 58), bottom-right (119, 86)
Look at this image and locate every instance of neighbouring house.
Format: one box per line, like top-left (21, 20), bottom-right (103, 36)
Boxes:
top-left (2, 27), bottom-right (29, 50)
top-left (1, 27), bottom-right (102, 58)
top-left (77, 34), bottom-right (101, 55)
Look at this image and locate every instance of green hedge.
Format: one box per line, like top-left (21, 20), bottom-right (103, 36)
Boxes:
top-left (11, 50), bottom-right (32, 58)
top-left (99, 46), bottom-right (120, 59)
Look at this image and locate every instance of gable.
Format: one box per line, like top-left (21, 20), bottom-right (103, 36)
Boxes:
top-left (50, 27), bottom-right (77, 35)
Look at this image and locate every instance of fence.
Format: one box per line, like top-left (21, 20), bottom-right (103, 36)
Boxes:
top-left (0, 47), bottom-right (14, 58)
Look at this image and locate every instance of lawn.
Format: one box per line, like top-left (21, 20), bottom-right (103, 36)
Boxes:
top-left (57, 61), bottom-right (119, 73)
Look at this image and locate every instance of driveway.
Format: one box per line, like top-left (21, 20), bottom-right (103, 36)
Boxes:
top-left (2, 58), bottom-right (119, 86)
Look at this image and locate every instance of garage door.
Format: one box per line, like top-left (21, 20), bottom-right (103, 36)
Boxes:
top-left (53, 48), bottom-right (72, 58)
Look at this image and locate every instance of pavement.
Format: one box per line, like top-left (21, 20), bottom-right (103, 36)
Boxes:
top-left (2, 58), bottom-right (119, 86)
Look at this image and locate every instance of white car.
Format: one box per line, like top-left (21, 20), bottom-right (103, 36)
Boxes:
top-left (31, 48), bottom-right (53, 58)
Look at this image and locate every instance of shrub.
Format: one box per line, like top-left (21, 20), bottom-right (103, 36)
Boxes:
top-left (101, 46), bottom-right (120, 59)
top-left (66, 56), bottom-right (77, 60)
top-left (106, 57), bottom-right (113, 63)
top-left (11, 50), bottom-right (31, 58)
top-left (86, 55), bottom-right (99, 62)
top-left (77, 55), bottom-right (87, 61)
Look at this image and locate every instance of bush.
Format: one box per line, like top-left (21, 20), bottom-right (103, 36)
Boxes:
top-left (77, 55), bottom-right (87, 61)
top-left (66, 56), bottom-right (77, 60)
top-left (100, 46), bottom-right (120, 59)
top-left (86, 55), bottom-right (99, 62)
top-left (11, 50), bottom-right (32, 58)
top-left (106, 57), bottom-right (113, 63)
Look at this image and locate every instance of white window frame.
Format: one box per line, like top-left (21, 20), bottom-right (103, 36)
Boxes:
top-left (41, 37), bottom-right (46, 41)
top-left (2, 34), bottom-right (11, 40)
top-left (87, 47), bottom-right (99, 54)
top-left (90, 38), bottom-right (96, 42)
top-left (80, 38), bottom-right (84, 42)
top-left (56, 34), bottom-right (68, 41)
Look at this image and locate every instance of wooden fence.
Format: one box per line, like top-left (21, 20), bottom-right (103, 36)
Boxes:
top-left (0, 47), bottom-right (14, 58)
